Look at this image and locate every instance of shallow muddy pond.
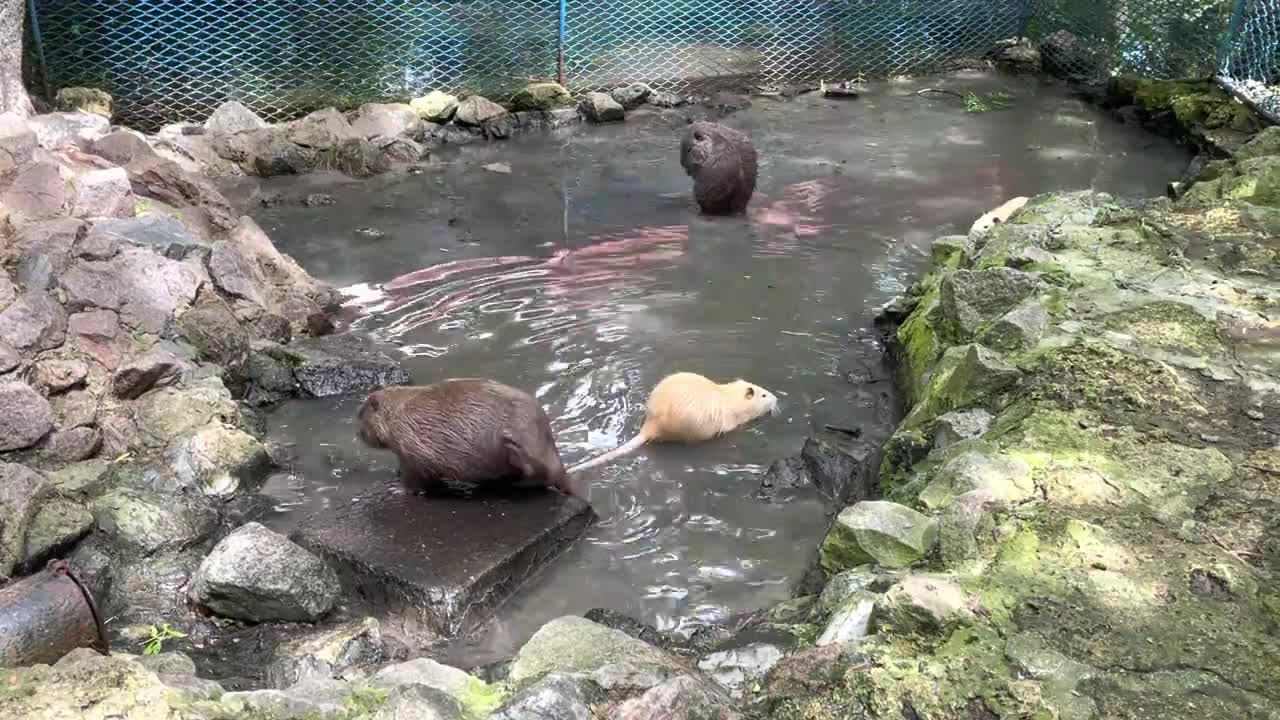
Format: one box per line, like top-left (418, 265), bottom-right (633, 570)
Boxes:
top-left (244, 73), bottom-right (1191, 666)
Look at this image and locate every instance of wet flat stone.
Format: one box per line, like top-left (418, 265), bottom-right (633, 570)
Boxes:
top-left (291, 485), bottom-right (594, 637)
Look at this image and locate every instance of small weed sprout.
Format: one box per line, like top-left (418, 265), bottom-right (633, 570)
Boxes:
top-left (142, 623), bottom-right (187, 655)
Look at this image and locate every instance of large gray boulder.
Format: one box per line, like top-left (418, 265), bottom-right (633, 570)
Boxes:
top-left (60, 248), bottom-right (206, 334)
top-left (509, 616), bottom-right (682, 688)
top-left (0, 291), bottom-right (68, 352)
top-left (90, 486), bottom-right (219, 557)
top-left (580, 92), bottom-right (625, 123)
top-left (205, 100), bottom-right (270, 135)
top-left (453, 95), bottom-right (507, 126)
top-left (819, 500), bottom-right (939, 573)
top-left (491, 673), bottom-right (603, 720)
top-left (938, 268), bottom-right (1040, 338)
top-left (410, 91), bottom-right (459, 123)
top-left (190, 522), bottom-right (339, 622)
top-left (0, 463), bottom-right (53, 575)
top-left (349, 103), bottom-right (422, 139)
top-left (0, 382), bottom-right (54, 451)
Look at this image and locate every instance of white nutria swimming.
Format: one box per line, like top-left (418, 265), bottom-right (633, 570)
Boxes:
top-left (567, 371), bottom-right (780, 474)
top-left (969, 196), bottom-right (1029, 236)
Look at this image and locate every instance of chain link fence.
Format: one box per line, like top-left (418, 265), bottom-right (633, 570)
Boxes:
top-left (1217, 0), bottom-right (1280, 123)
top-left (24, 0), bottom-right (1280, 129)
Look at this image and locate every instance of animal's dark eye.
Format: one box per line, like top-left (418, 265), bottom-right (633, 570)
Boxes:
top-left (694, 132), bottom-right (705, 141)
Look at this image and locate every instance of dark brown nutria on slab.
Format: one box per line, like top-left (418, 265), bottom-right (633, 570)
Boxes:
top-left (679, 121), bottom-right (758, 215)
top-left (357, 379), bottom-right (586, 501)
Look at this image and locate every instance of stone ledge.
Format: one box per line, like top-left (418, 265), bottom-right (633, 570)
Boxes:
top-left (291, 485), bottom-right (594, 638)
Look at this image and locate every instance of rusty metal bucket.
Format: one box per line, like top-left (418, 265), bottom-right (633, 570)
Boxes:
top-left (0, 559), bottom-right (109, 667)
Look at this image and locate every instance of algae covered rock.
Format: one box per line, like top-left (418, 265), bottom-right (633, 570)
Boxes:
top-left (874, 573), bottom-right (974, 635)
top-left (410, 91), bottom-right (460, 123)
top-left (0, 651), bottom-right (176, 720)
top-left (508, 616), bottom-right (681, 687)
top-left (939, 267), bottom-right (1040, 338)
top-left (816, 592), bottom-right (877, 645)
top-left (919, 448), bottom-right (1034, 509)
top-left (511, 82), bottom-right (573, 111)
top-left (819, 500), bottom-right (939, 572)
top-left (55, 87), bottom-right (114, 118)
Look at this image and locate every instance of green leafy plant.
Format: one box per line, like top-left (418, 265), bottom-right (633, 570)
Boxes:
top-left (141, 623), bottom-right (187, 656)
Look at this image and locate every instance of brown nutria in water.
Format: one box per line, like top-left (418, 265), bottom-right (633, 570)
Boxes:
top-left (357, 379), bottom-right (586, 501)
top-left (680, 121), bottom-right (758, 215)
top-left (568, 372), bottom-right (779, 474)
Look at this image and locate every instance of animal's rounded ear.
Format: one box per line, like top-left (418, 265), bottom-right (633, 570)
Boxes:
top-left (745, 385), bottom-right (755, 399)
top-left (363, 393), bottom-right (380, 413)
top-left (993, 217), bottom-right (1002, 224)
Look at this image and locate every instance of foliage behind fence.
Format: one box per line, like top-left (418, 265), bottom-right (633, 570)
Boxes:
top-left (26, 0), bottom-right (1280, 129)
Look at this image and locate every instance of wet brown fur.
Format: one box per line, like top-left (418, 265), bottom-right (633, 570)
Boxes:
top-left (357, 379), bottom-right (584, 501)
top-left (680, 121), bottom-right (758, 215)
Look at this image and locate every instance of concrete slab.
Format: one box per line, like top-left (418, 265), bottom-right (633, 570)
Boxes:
top-left (291, 486), bottom-right (594, 638)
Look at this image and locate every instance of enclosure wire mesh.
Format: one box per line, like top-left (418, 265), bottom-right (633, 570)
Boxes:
top-left (24, 0), bottom-right (1280, 129)
top-left (1217, 0), bottom-right (1280, 123)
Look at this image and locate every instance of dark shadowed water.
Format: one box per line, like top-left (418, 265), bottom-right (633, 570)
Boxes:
top-left (246, 72), bottom-right (1191, 665)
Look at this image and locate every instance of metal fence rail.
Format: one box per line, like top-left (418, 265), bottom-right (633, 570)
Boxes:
top-left (25, 0), bottom-right (1280, 129)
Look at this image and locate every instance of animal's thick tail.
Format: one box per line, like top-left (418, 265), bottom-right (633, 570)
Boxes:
top-left (567, 433), bottom-right (648, 475)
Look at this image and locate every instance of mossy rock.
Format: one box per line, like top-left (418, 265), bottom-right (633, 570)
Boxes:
top-left (1222, 155), bottom-right (1280, 207)
top-left (510, 82), bottom-right (574, 112)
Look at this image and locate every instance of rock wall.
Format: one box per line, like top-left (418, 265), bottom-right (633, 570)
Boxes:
top-left (0, 103), bottom-right (411, 648)
top-left (777, 129), bottom-right (1280, 719)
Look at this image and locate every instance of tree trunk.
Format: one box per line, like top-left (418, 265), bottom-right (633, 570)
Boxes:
top-left (0, 0), bottom-right (32, 117)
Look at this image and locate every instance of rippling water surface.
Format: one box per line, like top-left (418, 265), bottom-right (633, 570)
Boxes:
top-left (249, 73), bottom-right (1191, 664)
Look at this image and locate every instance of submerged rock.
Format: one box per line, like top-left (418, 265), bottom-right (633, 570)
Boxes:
top-left (190, 521), bottom-right (339, 623)
top-left (266, 617), bottom-right (388, 689)
top-left (819, 500), bottom-right (939, 572)
top-left (286, 333), bottom-right (411, 397)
